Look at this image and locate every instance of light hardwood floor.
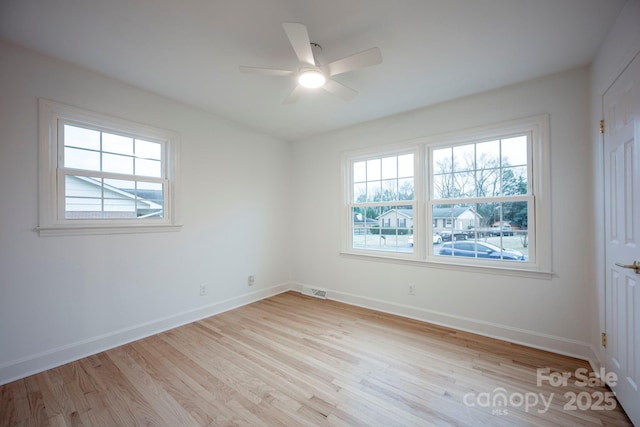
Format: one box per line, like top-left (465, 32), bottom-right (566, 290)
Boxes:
top-left (0, 291), bottom-right (633, 426)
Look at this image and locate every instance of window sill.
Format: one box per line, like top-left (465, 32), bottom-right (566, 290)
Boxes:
top-left (340, 251), bottom-right (553, 280)
top-left (36, 224), bottom-right (182, 237)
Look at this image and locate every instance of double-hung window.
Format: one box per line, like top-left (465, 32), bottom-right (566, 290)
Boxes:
top-left (343, 115), bottom-right (551, 275)
top-left (348, 150), bottom-right (418, 254)
top-left (430, 134), bottom-right (531, 262)
top-left (38, 99), bottom-right (181, 236)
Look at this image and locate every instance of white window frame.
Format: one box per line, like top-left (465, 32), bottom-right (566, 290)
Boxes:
top-left (37, 99), bottom-right (182, 236)
top-left (342, 115), bottom-right (551, 277)
top-left (344, 145), bottom-right (421, 259)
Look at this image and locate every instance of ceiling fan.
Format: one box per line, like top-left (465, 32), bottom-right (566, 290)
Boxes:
top-left (239, 23), bottom-right (383, 104)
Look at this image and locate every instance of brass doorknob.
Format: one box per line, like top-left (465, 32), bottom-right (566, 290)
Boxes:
top-left (615, 261), bottom-right (640, 274)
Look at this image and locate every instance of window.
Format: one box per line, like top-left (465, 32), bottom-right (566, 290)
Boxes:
top-left (38, 99), bottom-right (181, 236)
top-left (431, 134), bottom-right (530, 262)
top-left (343, 115), bottom-right (551, 275)
top-left (349, 151), bottom-right (416, 253)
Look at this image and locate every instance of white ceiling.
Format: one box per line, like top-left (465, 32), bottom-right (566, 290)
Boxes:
top-left (0, 0), bottom-right (627, 141)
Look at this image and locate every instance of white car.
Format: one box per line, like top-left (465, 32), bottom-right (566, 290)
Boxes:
top-left (408, 234), bottom-right (443, 246)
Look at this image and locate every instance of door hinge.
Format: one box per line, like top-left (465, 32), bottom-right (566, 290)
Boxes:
top-left (599, 119), bottom-right (605, 134)
top-left (602, 332), bottom-right (607, 348)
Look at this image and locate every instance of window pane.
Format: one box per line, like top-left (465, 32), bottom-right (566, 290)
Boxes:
top-left (452, 171), bottom-right (474, 198)
top-left (103, 133), bottom-right (134, 155)
top-left (353, 161), bottom-right (366, 183)
top-left (502, 135), bottom-right (527, 167)
top-left (476, 140), bottom-right (500, 168)
top-left (366, 159), bottom-right (380, 181)
top-left (501, 200), bottom-right (529, 232)
top-left (64, 147), bottom-right (100, 171)
top-left (353, 182), bottom-right (366, 202)
top-left (381, 156), bottom-right (397, 180)
top-left (381, 179), bottom-right (397, 201)
top-left (136, 139), bottom-right (162, 160)
top-left (64, 175), bottom-right (106, 219)
top-left (103, 197), bottom-right (136, 215)
top-left (398, 154), bottom-right (413, 178)
top-left (468, 202), bottom-right (500, 234)
top-left (453, 144), bottom-right (474, 172)
top-left (103, 153), bottom-right (133, 175)
top-left (135, 158), bottom-right (162, 178)
top-left (501, 166), bottom-right (527, 195)
top-left (65, 175), bottom-right (100, 199)
top-left (433, 174), bottom-right (452, 199)
top-left (432, 135), bottom-right (529, 203)
top-left (366, 181), bottom-right (381, 202)
top-left (355, 154), bottom-right (414, 203)
top-left (352, 206), bottom-right (413, 253)
top-left (435, 202), bottom-right (528, 261)
top-left (103, 178), bottom-right (135, 195)
top-left (65, 197), bottom-right (102, 218)
top-left (64, 175), bottom-right (163, 220)
top-left (398, 178), bottom-right (414, 201)
top-left (433, 148), bottom-right (452, 174)
top-left (64, 125), bottom-right (100, 150)
top-left (432, 204), bottom-right (476, 239)
top-left (475, 167), bottom-right (501, 197)
top-left (136, 181), bottom-right (163, 219)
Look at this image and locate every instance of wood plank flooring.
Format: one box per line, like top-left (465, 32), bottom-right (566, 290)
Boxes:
top-left (0, 291), bottom-right (633, 426)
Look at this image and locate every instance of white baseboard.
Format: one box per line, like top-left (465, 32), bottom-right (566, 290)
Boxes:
top-left (0, 283), bottom-right (291, 386)
top-left (587, 344), bottom-right (605, 375)
top-left (290, 282), bottom-right (597, 363)
top-left (1, 282), bottom-right (601, 386)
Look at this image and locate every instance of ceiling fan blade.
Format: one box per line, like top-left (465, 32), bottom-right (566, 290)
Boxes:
top-left (326, 47), bottom-right (382, 77)
top-left (283, 85), bottom-right (305, 104)
top-left (282, 22), bottom-right (316, 66)
top-left (239, 66), bottom-right (295, 77)
top-left (322, 79), bottom-right (358, 101)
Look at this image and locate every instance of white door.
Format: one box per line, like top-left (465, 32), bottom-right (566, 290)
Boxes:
top-left (603, 51), bottom-right (640, 426)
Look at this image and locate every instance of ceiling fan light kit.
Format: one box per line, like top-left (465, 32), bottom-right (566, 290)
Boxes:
top-left (298, 69), bottom-right (326, 88)
top-left (240, 22), bottom-right (382, 103)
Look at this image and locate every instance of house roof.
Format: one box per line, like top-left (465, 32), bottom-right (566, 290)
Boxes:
top-left (353, 214), bottom-right (377, 225)
top-left (377, 208), bottom-right (413, 219)
top-left (0, 0), bottom-right (625, 141)
top-left (74, 176), bottom-right (162, 209)
top-left (432, 207), bottom-right (480, 219)
top-left (376, 207), bottom-right (480, 220)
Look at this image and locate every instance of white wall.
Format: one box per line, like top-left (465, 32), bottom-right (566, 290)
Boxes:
top-left (291, 66), bottom-right (595, 360)
top-left (0, 40), bottom-right (292, 384)
top-left (590, 0), bottom-right (640, 366)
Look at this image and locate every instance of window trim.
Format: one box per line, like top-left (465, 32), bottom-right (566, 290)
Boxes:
top-left (341, 115), bottom-right (552, 277)
top-left (37, 99), bottom-right (182, 236)
top-left (343, 144), bottom-right (421, 260)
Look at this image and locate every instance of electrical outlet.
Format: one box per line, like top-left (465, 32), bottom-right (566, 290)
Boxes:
top-left (199, 284), bottom-right (208, 296)
top-left (408, 283), bottom-right (416, 295)
top-left (248, 275), bottom-right (255, 286)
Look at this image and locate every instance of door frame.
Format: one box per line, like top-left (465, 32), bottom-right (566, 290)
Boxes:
top-left (597, 50), bottom-right (640, 369)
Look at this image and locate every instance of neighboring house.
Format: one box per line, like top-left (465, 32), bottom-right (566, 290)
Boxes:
top-left (377, 208), bottom-right (414, 229)
top-left (352, 212), bottom-right (378, 233)
top-left (376, 207), bottom-right (482, 231)
top-left (377, 207), bottom-right (481, 231)
top-left (432, 206), bottom-right (481, 231)
top-left (65, 176), bottom-right (163, 219)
